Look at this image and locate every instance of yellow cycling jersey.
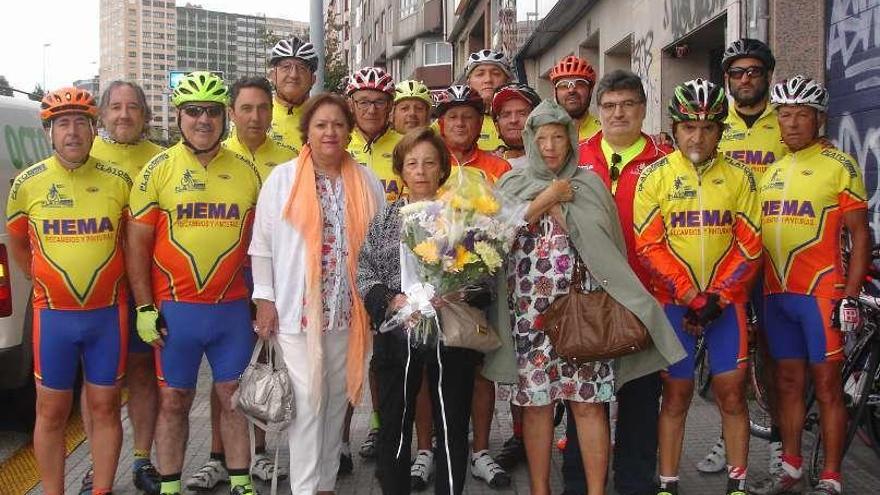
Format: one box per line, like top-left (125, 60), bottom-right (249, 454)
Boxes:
top-left (478, 114), bottom-right (505, 152)
top-left (129, 143), bottom-right (262, 304)
top-left (348, 127), bottom-right (404, 202)
top-left (759, 141), bottom-right (868, 298)
top-left (577, 113), bottom-right (602, 142)
top-left (269, 98), bottom-right (303, 156)
top-left (223, 132), bottom-right (297, 183)
top-left (91, 136), bottom-right (165, 178)
top-left (718, 105), bottom-right (788, 182)
top-left (634, 150), bottom-right (762, 304)
top-left (6, 156), bottom-right (132, 309)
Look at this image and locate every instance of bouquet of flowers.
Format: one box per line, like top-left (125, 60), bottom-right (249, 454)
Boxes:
top-left (381, 167), bottom-right (526, 346)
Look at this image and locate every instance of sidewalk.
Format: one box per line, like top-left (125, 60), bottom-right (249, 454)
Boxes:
top-left (33, 361), bottom-right (880, 494)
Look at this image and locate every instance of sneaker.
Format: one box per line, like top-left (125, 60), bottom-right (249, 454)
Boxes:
top-left (495, 435), bottom-right (525, 470)
top-left (132, 462), bottom-right (161, 494)
top-left (750, 471), bottom-right (804, 495)
top-left (79, 466), bottom-right (94, 495)
top-left (471, 451), bottom-right (511, 488)
top-left (251, 452), bottom-right (288, 482)
top-left (806, 480), bottom-right (841, 495)
top-left (696, 437), bottom-right (727, 473)
top-left (767, 441), bottom-right (783, 476)
top-left (338, 451), bottom-right (354, 475)
top-left (185, 458), bottom-right (229, 491)
top-left (359, 428), bottom-right (378, 458)
top-left (657, 480), bottom-right (679, 495)
top-left (727, 476), bottom-right (750, 495)
top-left (230, 486), bottom-right (256, 495)
top-left (410, 450), bottom-right (434, 491)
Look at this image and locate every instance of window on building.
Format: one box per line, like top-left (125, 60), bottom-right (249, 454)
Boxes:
top-left (424, 42), bottom-right (452, 66)
top-left (129, 51), bottom-right (137, 58)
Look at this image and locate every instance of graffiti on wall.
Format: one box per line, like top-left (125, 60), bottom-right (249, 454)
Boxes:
top-left (825, 0), bottom-right (880, 237)
top-left (663, 0), bottom-right (725, 40)
top-left (633, 31), bottom-right (659, 110)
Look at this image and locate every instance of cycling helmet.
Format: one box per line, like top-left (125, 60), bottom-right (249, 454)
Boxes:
top-left (346, 67), bottom-right (395, 97)
top-left (394, 80), bottom-right (432, 106)
top-left (721, 38), bottom-right (776, 73)
top-left (465, 49), bottom-right (512, 78)
top-left (668, 78), bottom-right (727, 123)
top-left (549, 55), bottom-right (597, 85)
top-left (491, 82), bottom-right (541, 118)
top-left (435, 84), bottom-right (485, 117)
top-left (40, 87), bottom-right (98, 124)
top-left (171, 71), bottom-right (228, 107)
top-left (770, 75), bottom-right (829, 112)
top-left (269, 37), bottom-right (319, 72)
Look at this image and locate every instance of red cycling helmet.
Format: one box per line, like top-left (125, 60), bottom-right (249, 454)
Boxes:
top-left (346, 67), bottom-right (395, 97)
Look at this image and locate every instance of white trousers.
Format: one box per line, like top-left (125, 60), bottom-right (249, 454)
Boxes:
top-left (277, 330), bottom-right (349, 494)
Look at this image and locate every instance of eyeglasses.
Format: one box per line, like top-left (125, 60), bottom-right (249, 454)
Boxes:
top-left (274, 61), bottom-right (309, 74)
top-left (554, 79), bottom-right (592, 90)
top-left (353, 98), bottom-right (390, 111)
top-left (181, 105), bottom-right (225, 119)
top-left (727, 66), bottom-right (766, 80)
top-left (610, 153), bottom-right (622, 181)
top-left (599, 99), bottom-right (644, 112)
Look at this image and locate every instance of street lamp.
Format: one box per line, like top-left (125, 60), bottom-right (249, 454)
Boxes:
top-left (42, 43), bottom-right (51, 90)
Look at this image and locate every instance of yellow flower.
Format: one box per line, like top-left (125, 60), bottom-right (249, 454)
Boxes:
top-left (413, 241), bottom-right (440, 264)
top-left (474, 195), bottom-right (500, 215)
top-left (474, 241), bottom-right (502, 272)
top-left (449, 194), bottom-right (473, 211)
top-left (452, 244), bottom-right (478, 271)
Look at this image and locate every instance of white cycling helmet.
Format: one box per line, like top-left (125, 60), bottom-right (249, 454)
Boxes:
top-left (465, 49), bottom-right (512, 78)
top-left (269, 37), bottom-right (318, 72)
top-left (770, 75), bottom-right (829, 112)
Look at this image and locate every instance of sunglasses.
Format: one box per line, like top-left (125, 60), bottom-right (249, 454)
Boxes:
top-left (554, 79), bottom-right (592, 90)
top-left (610, 153), bottom-right (622, 181)
top-left (727, 66), bottom-right (766, 80)
top-left (181, 105), bottom-right (225, 118)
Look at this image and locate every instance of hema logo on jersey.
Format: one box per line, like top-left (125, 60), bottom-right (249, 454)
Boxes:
top-left (725, 150), bottom-right (777, 165)
top-left (762, 200), bottom-right (816, 218)
top-left (42, 217), bottom-right (114, 235)
top-left (670, 209), bottom-right (734, 228)
top-left (176, 202), bottom-right (241, 220)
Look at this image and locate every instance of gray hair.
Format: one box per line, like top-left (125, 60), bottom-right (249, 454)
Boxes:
top-left (99, 80), bottom-right (152, 132)
top-left (595, 70), bottom-right (646, 104)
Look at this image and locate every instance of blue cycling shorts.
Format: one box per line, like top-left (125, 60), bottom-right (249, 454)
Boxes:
top-left (763, 293), bottom-right (843, 363)
top-left (664, 303), bottom-right (749, 380)
top-left (34, 305), bottom-right (127, 390)
top-left (155, 299), bottom-right (255, 389)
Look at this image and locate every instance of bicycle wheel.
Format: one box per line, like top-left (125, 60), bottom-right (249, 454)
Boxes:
top-left (807, 338), bottom-right (880, 485)
top-left (748, 344), bottom-right (773, 439)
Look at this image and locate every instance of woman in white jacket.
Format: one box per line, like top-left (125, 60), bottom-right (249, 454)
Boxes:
top-left (248, 92), bottom-right (385, 494)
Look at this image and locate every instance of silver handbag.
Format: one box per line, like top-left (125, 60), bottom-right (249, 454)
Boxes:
top-left (233, 338), bottom-right (294, 429)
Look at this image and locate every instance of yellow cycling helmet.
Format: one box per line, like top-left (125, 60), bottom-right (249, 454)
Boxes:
top-left (394, 80), bottom-right (432, 106)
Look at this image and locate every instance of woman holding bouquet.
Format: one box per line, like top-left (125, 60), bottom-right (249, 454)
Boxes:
top-left (248, 93), bottom-right (386, 494)
top-left (357, 127), bottom-right (485, 494)
top-left (487, 100), bottom-right (686, 495)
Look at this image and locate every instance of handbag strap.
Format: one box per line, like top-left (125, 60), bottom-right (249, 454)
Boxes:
top-left (248, 338), bottom-right (266, 364)
top-left (249, 420), bottom-right (283, 495)
top-left (570, 255), bottom-right (587, 293)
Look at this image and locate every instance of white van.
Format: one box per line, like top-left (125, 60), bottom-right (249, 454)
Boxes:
top-left (0, 96), bottom-right (51, 428)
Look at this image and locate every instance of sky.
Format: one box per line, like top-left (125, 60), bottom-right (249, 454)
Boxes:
top-left (0, 0), bottom-right (555, 95)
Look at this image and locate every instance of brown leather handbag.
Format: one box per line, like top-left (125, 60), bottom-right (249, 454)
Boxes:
top-left (542, 259), bottom-right (652, 363)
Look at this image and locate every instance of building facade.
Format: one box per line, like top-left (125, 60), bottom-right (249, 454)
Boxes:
top-left (99, 1), bottom-right (306, 136)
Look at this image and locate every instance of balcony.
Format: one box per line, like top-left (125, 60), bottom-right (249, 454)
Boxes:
top-left (393, 0), bottom-right (442, 46)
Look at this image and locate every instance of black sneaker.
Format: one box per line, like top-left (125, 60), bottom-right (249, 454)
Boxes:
top-left (657, 481), bottom-right (679, 495)
top-left (338, 451), bottom-right (354, 475)
top-left (133, 462), bottom-right (161, 495)
top-left (727, 476), bottom-right (749, 495)
top-left (494, 435), bottom-right (525, 470)
top-left (230, 485), bottom-right (257, 495)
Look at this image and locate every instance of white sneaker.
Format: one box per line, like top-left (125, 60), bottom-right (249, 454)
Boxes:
top-left (767, 440), bottom-right (783, 476)
top-left (251, 452), bottom-right (288, 482)
top-left (185, 458), bottom-right (229, 490)
top-left (410, 449), bottom-right (434, 491)
top-left (470, 450), bottom-right (511, 488)
top-left (695, 437), bottom-right (727, 473)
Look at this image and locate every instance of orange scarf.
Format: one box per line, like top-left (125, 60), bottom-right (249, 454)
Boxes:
top-left (282, 144), bottom-right (376, 405)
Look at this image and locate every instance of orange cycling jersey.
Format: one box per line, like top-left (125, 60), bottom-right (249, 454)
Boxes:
top-left (634, 150), bottom-right (762, 304)
top-left (6, 156), bottom-right (132, 309)
top-left (129, 143), bottom-right (261, 304)
top-left (760, 141), bottom-right (868, 298)
top-left (450, 147), bottom-right (512, 183)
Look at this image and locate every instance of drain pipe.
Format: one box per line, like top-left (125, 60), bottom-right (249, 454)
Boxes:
top-left (310, 0), bottom-right (325, 92)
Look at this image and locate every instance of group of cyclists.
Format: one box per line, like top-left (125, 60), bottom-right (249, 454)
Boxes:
top-left (4, 31), bottom-right (869, 495)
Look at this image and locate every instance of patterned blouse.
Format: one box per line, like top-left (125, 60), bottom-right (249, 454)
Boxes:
top-left (311, 172), bottom-right (352, 333)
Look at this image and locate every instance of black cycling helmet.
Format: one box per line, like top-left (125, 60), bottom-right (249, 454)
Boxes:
top-left (668, 78), bottom-right (728, 124)
top-left (491, 83), bottom-right (541, 118)
top-left (269, 37), bottom-right (318, 72)
top-left (435, 84), bottom-right (484, 117)
top-left (721, 38), bottom-right (776, 73)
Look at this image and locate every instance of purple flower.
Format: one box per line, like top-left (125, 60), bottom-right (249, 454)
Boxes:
top-left (555, 254), bottom-right (571, 274)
